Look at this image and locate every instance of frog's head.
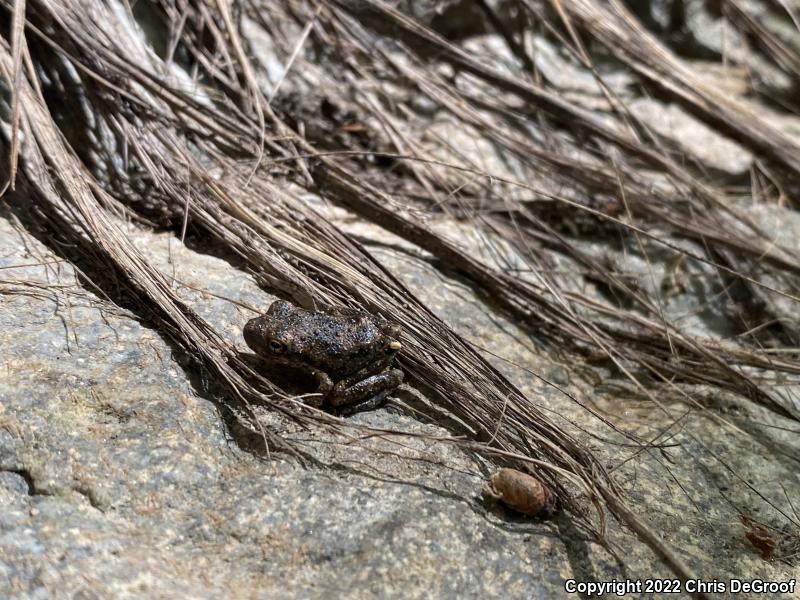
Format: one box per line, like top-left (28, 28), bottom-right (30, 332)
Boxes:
top-left (244, 315), bottom-right (278, 356)
top-left (243, 303), bottom-right (300, 358)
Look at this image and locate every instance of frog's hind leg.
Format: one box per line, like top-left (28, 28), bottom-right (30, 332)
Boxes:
top-left (328, 368), bottom-right (404, 415)
top-left (334, 389), bottom-right (394, 417)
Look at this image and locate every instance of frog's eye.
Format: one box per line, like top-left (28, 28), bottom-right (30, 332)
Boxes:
top-left (270, 340), bottom-right (287, 353)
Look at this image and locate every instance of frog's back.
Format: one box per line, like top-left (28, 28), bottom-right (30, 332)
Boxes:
top-left (297, 310), bottom-right (384, 377)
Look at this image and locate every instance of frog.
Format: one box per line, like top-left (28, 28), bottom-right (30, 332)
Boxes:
top-left (243, 300), bottom-right (404, 414)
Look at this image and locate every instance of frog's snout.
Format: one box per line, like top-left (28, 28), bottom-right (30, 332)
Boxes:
top-left (243, 318), bottom-right (263, 352)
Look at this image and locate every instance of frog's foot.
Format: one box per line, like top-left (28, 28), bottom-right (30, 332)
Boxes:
top-left (333, 389), bottom-right (394, 417)
top-left (328, 368), bottom-right (404, 416)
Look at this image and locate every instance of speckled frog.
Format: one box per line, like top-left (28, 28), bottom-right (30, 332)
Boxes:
top-left (243, 300), bottom-right (404, 413)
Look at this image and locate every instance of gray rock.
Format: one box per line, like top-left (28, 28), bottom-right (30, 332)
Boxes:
top-left (627, 97), bottom-right (754, 177)
top-left (683, 0), bottom-right (794, 91)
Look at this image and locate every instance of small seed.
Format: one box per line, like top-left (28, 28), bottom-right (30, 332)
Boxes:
top-left (484, 468), bottom-right (557, 518)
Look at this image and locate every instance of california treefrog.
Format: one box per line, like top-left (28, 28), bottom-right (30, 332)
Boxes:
top-left (243, 300), bottom-right (404, 414)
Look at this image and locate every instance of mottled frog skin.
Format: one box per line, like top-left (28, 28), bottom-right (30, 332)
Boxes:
top-left (243, 300), bottom-right (403, 413)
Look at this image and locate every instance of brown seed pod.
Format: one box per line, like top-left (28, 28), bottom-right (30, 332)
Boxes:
top-left (484, 468), bottom-right (557, 518)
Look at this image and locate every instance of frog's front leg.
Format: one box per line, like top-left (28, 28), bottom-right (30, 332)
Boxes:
top-left (327, 368), bottom-right (404, 415)
top-left (301, 369), bottom-right (332, 409)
